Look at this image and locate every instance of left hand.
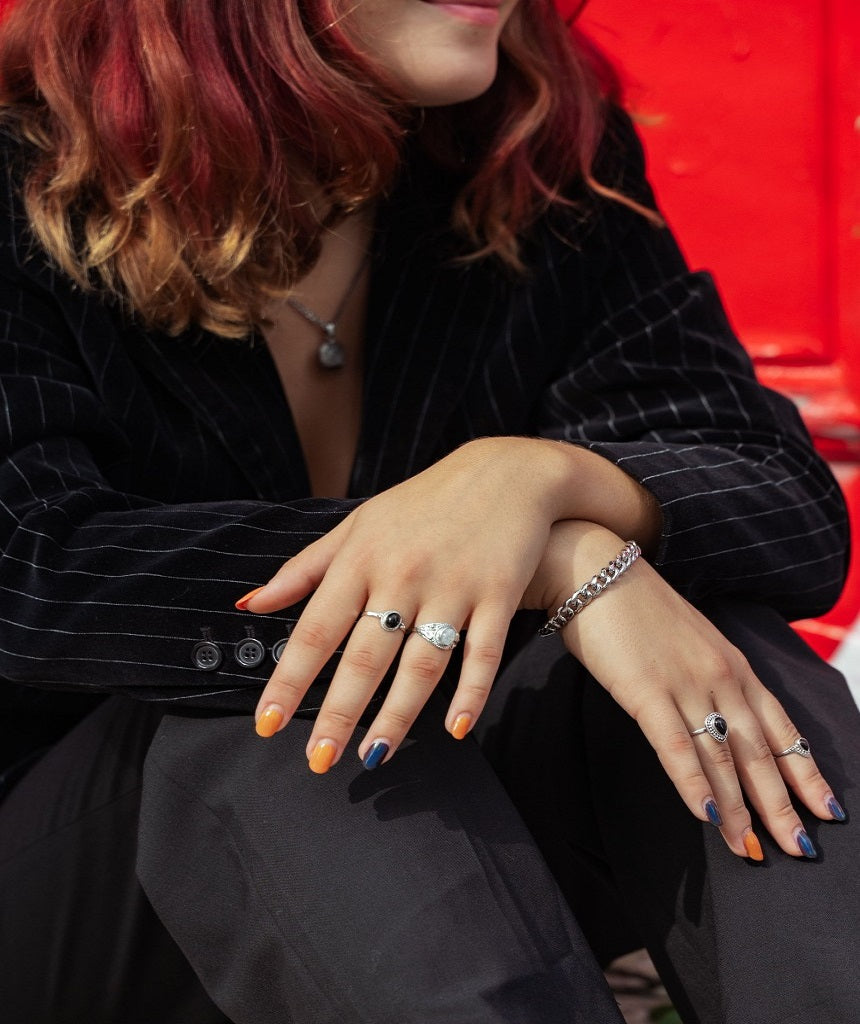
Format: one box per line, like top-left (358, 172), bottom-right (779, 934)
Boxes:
top-left (525, 520), bottom-right (846, 859)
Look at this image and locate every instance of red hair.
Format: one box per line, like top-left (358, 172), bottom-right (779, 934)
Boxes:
top-left (0, 0), bottom-right (624, 338)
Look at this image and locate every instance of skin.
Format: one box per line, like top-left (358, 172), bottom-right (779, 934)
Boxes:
top-left (340, 0), bottom-right (522, 107)
top-left (249, 0), bottom-right (843, 860)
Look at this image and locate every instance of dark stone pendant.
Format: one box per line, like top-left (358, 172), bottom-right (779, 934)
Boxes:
top-left (318, 337), bottom-right (345, 369)
top-left (317, 323), bottom-right (345, 369)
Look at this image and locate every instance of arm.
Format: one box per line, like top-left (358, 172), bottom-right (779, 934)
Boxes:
top-left (0, 264), bottom-right (363, 710)
top-left (533, 111), bottom-right (847, 617)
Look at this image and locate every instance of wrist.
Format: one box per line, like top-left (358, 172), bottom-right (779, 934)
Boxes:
top-left (533, 440), bottom-right (662, 555)
top-left (540, 538), bottom-right (642, 636)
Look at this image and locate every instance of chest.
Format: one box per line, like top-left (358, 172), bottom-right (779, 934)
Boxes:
top-left (96, 231), bottom-right (580, 505)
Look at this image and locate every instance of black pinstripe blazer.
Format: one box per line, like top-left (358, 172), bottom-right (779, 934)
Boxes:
top-left (0, 115), bottom-right (849, 768)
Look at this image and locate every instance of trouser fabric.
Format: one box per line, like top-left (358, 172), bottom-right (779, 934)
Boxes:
top-left (1, 601), bottom-right (859, 1023)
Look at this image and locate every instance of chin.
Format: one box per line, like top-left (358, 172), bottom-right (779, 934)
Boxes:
top-left (405, 59), bottom-right (500, 107)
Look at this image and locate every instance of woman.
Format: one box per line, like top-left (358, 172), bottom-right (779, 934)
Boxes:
top-left (0, 1), bottom-right (857, 1022)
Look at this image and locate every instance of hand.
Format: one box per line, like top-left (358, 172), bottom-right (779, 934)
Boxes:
top-left (528, 520), bottom-right (847, 859)
top-left (244, 438), bottom-right (573, 772)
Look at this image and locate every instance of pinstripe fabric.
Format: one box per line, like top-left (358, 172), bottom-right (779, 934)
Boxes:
top-left (0, 116), bottom-right (849, 759)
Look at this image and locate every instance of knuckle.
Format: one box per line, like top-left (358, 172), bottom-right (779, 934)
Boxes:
top-left (745, 733), bottom-right (779, 768)
top-left (318, 705), bottom-right (358, 732)
top-left (455, 680), bottom-right (492, 705)
top-left (378, 707), bottom-right (415, 732)
top-left (394, 558), bottom-right (426, 588)
top-left (264, 673), bottom-right (306, 703)
top-left (672, 764), bottom-right (709, 789)
top-left (662, 729), bottom-right (696, 758)
top-left (466, 642), bottom-right (504, 669)
top-left (804, 766), bottom-right (828, 788)
top-left (709, 744), bottom-right (737, 770)
top-left (293, 618), bottom-right (333, 654)
top-left (721, 796), bottom-right (748, 819)
top-left (767, 797), bottom-right (799, 825)
top-left (343, 643), bottom-right (383, 678)
top-left (772, 716), bottom-right (802, 747)
top-left (700, 648), bottom-right (739, 686)
top-left (406, 653), bottom-right (444, 686)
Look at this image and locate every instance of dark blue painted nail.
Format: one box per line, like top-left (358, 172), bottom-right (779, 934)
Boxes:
top-left (362, 740), bottom-right (389, 771)
top-left (795, 828), bottom-right (817, 859)
top-left (827, 796), bottom-right (847, 822)
top-left (704, 799), bottom-right (723, 827)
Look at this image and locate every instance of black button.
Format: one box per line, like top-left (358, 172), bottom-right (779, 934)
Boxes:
top-left (191, 640), bottom-right (222, 671)
top-left (234, 637), bottom-right (266, 669)
top-left (271, 637), bottom-right (289, 664)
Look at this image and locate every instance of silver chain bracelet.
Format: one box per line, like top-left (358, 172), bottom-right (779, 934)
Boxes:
top-left (538, 541), bottom-right (641, 637)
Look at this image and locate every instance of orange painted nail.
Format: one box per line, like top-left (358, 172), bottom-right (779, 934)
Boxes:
top-left (451, 713), bottom-right (472, 740)
top-left (309, 740), bottom-right (337, 774)
top-left (255, 706), bottom-right (284, 738)
top-left (235, 586), bottom-right (265, 610)
top-left (743, 830), bottom-right (764, 862)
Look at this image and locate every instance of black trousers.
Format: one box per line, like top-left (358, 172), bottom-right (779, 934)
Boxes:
top-left (1, 602), bottom-right (859, 1023)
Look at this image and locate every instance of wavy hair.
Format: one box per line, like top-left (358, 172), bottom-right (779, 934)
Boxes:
top-left (0, 0), bottom-right (625, 338)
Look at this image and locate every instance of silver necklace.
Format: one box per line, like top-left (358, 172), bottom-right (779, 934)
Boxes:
top-left (286, 254), bottom-right (369, 369)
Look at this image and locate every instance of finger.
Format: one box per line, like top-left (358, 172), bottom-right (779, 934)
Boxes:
top-left (253, 577), bottom-right (367, 736)
top-left (684, 708), bottom-right (771, 860)
top-left (355, 607), bottom-right (468, 769)
top-left (238, 524), bottom-right (348, 613)
top-left (719, 699), bottom-right (816, 858)
top-left (304, 604), bottom-right (414, 772)
top-left (635, 702), bottom-right (748, 849)
top-left (743, 680), bottom-right (848, 824)
top-left (443, 602), bottom-right (513, 741)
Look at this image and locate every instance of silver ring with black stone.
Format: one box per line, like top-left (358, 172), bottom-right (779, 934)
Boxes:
top-left (774, 736), bottom-right (811, 758)
top-left (690, 712), bottom-right (729, 743)
top-left (362, 610), bottom-right (408, 633)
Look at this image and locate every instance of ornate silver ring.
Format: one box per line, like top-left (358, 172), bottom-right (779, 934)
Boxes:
top-left (690, 712), bottom-right (729, 743)
top-left (362, 610), bottom-right (407, 633)
top-left (774, 736), bottom-right (811, 758)
top-left (412, 622), bottom-right (460, 651)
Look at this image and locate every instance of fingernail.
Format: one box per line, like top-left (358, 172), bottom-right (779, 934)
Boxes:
top-left (794, 827), bottom-right (817, 859)
top-left (826, 795), bottom-right (847, 822)
top-left (235, 586), bottom-right (265, 610)
top-left (362, 740), bottom-right (389, 771)
top-left (704, 798), bottom-right (723, 827)
top-left (451, 713), bottom-right (472, 740)
top-left (255, 705), bottom-right (284, 738)
top-left (743, 829), bottom-right (764, 861)
top-left (309, 740), bottom-right (337, 774)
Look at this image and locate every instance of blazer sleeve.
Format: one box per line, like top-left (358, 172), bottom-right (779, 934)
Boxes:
top-left (0, 185), bottom-right (361, 711)
top-left (537, 115), bottom-right (849, 620)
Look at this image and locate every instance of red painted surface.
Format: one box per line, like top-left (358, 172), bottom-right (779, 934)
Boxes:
top-left (568, 1), bottom-right (860, 453)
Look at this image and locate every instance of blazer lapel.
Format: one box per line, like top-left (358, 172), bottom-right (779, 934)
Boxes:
top-left (123, 324), bottom-right (312, 501)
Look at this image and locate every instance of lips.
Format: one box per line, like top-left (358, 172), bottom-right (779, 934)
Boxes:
top-left (419, 0), bottom-right (505, 25)
top-left (421, 0), bottom-right (503, 6)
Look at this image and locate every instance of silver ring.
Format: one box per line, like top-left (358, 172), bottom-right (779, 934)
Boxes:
top-left (690, 712), bottom-right (729, 743)
top-left (774, 736), bottom-right (811, 758)
top-left (362, 610), bottom-right (407, 633)
top-left (412, 622), bottom-right (460, 651)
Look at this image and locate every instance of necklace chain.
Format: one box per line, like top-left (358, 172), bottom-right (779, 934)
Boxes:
top-left (286, 253), bottom-right (370, 370)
